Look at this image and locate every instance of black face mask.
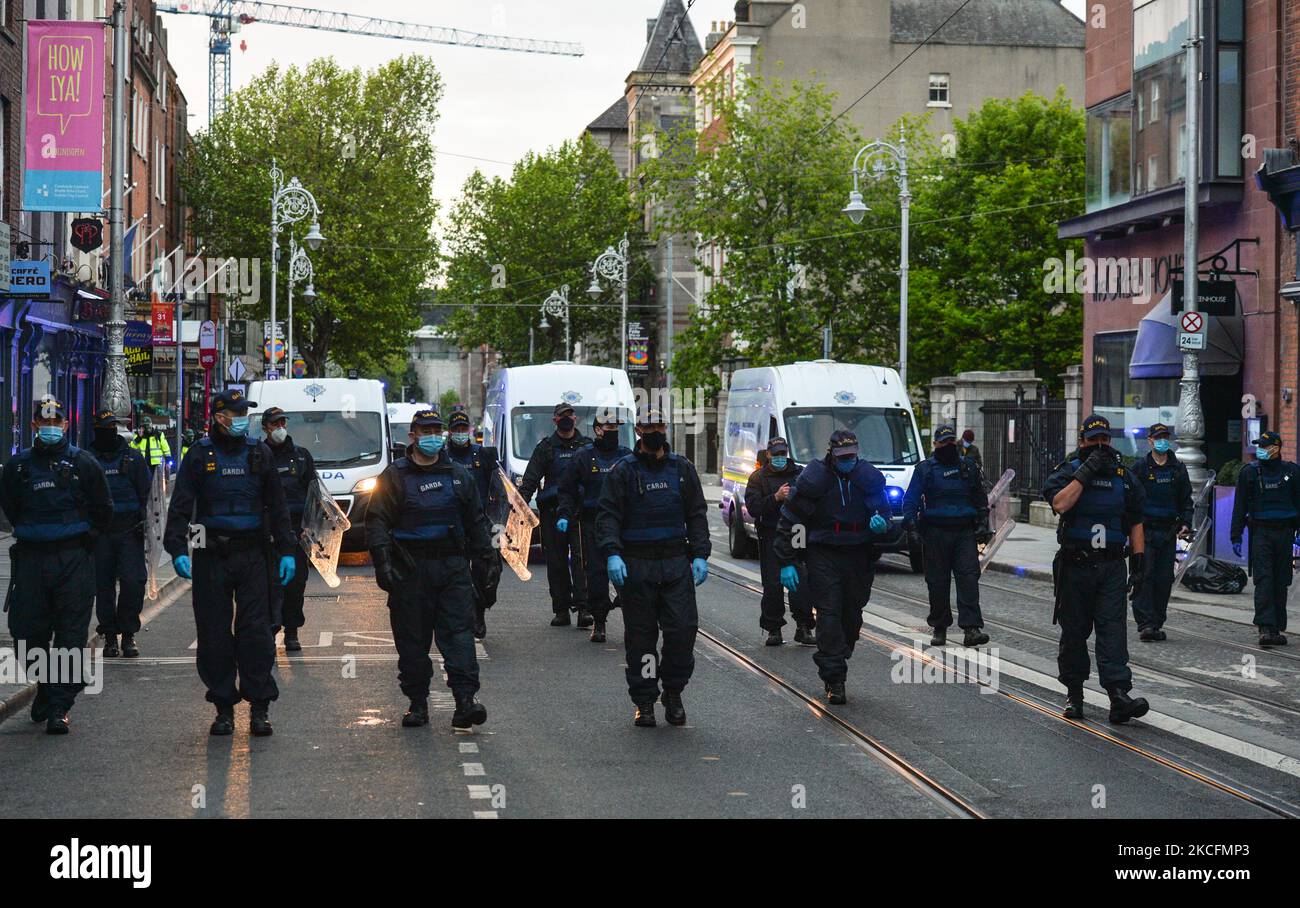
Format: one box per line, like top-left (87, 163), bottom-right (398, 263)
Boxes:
top-left (595, 432), bottom-right (619, 450)
top-left (640, 431), bottom-right (666, 452)
top-left (934, 443), bottom-right (959, 465)
top-left (93, 427), bottom-right (118, 449)
top-left (557, 417), bottom-right (575, 432)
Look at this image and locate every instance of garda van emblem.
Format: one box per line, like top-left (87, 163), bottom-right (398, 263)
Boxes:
top-left (562, 391), bottom-right (582, 404)
top-left (304, 383), bottom-right (326, 399)
top-left (834, 391), bottom-right (856, 404)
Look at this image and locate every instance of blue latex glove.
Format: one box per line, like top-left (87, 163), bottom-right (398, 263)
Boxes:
top-left (607, 554), bottom-right (628, 587)
top-left (556, 518), bottom-right (569, 533)
top-left (1232, 542), bottom-right (1243, 558)
top-left (869, 514), bottom-right (889, 534)
top-left (780, 565), bottom-right (799, 592)
top-left (279, 555), bottom-right (296, 586)
top-left (692, 557), bottom-right (709, 586)
top-left (173, 554), bottom-right (191, 579)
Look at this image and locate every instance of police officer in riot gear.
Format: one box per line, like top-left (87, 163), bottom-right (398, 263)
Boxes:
top-left (261, 407), bottom-right (316, 652)
top-left (902, 425), bottom-right (991, 648)
top-left (744, 437), bottom-right (814, 646)
top-left (88, 409), bottom-right (151, 659)
top-left (596, 409), bottom-right (710, 727)
top-left (164, 389), bottom-right (297, 737)
top-left (445, 407), bottom-right (503, 640)
top-left (557, 410), bottom-right (632, 643)
top-left (518, 401), bottom-right (591, 627)
top-left (1132, 423), bottom-right (1193, 642)
top-left (1230, 430), bottom-right (1300, 647)
top-left (775, 429), bottom-right (890, 706)
top-left (1043, 414), bottom-right (1150, 723)
top-left (365, 408), bottom-right (494, 729)
top-left (0, 397), bottom-right (112, 734)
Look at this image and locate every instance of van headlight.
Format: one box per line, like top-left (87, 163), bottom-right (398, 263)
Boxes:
top-left (352, 477), bottom-right (378, 494)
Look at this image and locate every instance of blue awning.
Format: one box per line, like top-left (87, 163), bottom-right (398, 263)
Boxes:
top-left (1129, 294), bottom-right (1243, 379)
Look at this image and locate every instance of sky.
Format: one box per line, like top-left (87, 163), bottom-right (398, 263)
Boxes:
top-left (160, 0), bottom-right (1088, 216)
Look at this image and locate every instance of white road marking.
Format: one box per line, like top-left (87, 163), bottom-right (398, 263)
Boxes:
top-left (462, 762), bottom-right (485, 776)
top-left (467, 785), bottom-right (492, 799)
top-left (473, 811), bottom-right (498, 819)
top-left (459, 742), bottom-right (479, 753)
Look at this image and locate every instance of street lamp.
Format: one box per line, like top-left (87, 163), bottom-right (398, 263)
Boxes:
top-left (287, 236), bottom-right (314, 377)
top-left (845, 133), bottom-right (910, 388)
top-left (269, 161), bottom-right (324, 379)
top-left (589, 234), bottom-right (630, 369)
top-left (541, 284), bottom-right (571, 362)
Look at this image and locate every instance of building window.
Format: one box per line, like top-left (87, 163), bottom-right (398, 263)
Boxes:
top-left (1085, 95), bottom-right (1131, 212)
top-left (928, 73), bottom-right (950, 107)
top-left (1131, 53), bottom-right (1185, 196)
top-left (1133, 0), bottom-right (1189, 71)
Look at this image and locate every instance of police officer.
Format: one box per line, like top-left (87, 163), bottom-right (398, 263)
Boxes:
top-left (131, 416), bottom-right (172, 473)
top-left (262, 406), bottom-right (316, 653)
top-left (445, 407), bottom-right (503, 640)
top-left (164, 389), bottom-right (297, 737)
top-left (557, 411), bottom-right (632, 643)
top-left (597, 409), bottom-right (710, 727)
top-left (1042, 414), bottom-right (1150, 723)
top-left (775, 430), bottom-right (890, 706)
top-left (89, 408), bottom-right (151, 659)
top-left (181, 428), bottom-right (196, 461)
top-left (903, 425), bottom-right (991, 648)
top-left (365, 408), bottom-right (493, 729)
top-left (0, 396), bottom-right (112, 734)
top-left (517, 401), bottom-right (591, 627)
top-left (744, 436), bottom-right (814, 646)
top-left (1230, 430), bottom-right (1300, 647)
top-left (1132, 423), bottom-right (1193, 642)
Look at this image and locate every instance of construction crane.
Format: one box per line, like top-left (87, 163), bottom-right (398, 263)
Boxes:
top-left (156, 0), bottom-right (585, 121)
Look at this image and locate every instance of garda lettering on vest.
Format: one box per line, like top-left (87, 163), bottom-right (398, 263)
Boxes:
top-left (32, 479), bottom-right (55, 490)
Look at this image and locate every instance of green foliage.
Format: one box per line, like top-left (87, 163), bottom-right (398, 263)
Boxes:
top-left (439, 389), bottom-right (462, 414)
top-left (1217, 459), bottom-right (1244, 488)
top-left (182, 56), bottom-right (443, 377)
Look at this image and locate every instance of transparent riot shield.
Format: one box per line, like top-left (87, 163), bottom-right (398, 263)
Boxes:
top-left (299, 478), bottom-right (351, 588)
top-left (978, 469), bottom-right (1017, 574)
top-left (1173, 470), bottom-right (1216, 587)
top-left (494, 467), bottom-right (540, 582)
top-left (143, 466), bottom-right (169, 599)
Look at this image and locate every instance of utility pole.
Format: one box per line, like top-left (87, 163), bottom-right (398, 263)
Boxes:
top-left (101, 1), bottom-right (131, 418)
top-left (665, 234), bottom-right (674, 449)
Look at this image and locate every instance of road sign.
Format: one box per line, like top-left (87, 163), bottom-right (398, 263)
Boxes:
top-left (199, 320), bottom-right (216, 369)
top-left (227, 358), bottom-right (247, 382)
top-left (1178, 331), bottom-right (1207, 351)
top-left (1180, 311), bottom-right (1204, 334)
top-left (226, 383), bottom-right (246, 396)
top-left (265, 370), bottom-right (281, 381)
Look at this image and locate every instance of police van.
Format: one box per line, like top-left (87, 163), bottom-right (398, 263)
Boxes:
top-left (720, 360), bottom-right (926, 572)
top-left (386, 401), bottom-right (431, 456)
top-left (246, 376), bottom-right (392, 550)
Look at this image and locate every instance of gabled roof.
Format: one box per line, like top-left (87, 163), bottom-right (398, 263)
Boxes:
top-left (587, 96), bottom-right (628, 132)
top-left (891, 0), bottom-right (1084, 48)
top-left (635, 0), bottom-right (704, 74)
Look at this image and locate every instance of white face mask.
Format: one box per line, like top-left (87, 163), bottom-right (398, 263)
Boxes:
top-left (270, 427), bottom-right (288, 444)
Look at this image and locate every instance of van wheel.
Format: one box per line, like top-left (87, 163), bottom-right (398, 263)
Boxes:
top-left (908, 543), bottom-right (925, 574)
top-left (728, 512), bottom-right (753, 559)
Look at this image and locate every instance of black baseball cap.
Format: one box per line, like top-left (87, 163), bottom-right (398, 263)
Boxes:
top-left (212, 389), bottom-right (256, 414)
top-left (1253, 430), bottom-right (1282, 447)
top-left (553, 401), bottom-right (576, 418)
top-left (448, 408), bottom-right (472, 428)
top-left (34, 396), bottom-right (66, 420)
top-left (411, 409), bottom-right (444, 429)
top-left (592, 409), bottom-right (625, 427)
top-left (1148, 422), bottom-right (1171, 439)
top-left (828, 429), bottom-right (860, 456)
top-left (636, 408), bottom-right (667, 427)
top-left (92, 408), bottom-right (119, 428)
top-left (767, 436), bottom-right (790, 456)
top-left (934, 425), bottom-right (957, 443)
top-left (1081, 413), bottom-right (1111, 440)
top-left (262, 406), bottom-right (289, 424)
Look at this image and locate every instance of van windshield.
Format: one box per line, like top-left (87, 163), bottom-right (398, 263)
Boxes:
top-left (511, 407), bottom-right (634, 459)
top-left (782, 407), bottom-right (920, 466)
top-left (253, 411), bottom-right (384, 468)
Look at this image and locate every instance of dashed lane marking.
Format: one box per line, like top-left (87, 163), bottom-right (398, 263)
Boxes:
top-left (463, 762), bottom-right (485, 776)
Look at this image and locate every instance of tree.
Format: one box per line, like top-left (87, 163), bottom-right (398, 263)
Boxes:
top-left (182, 56), bottom-right (443, 377)
top-left (440, 135), bottom-right (644, 366)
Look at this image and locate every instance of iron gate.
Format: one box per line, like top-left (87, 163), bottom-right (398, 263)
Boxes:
top-left (980, 398), bottom-right (1066, 514)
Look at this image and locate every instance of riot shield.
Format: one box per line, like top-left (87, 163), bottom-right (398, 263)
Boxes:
top-left (1173, 470), bottom-right (1217, 587)
top-left (494, 466), bottom-right (539, 582)
top-left (978, 469), bottom-right (1017, 574)
top-left (143, 466), bottom-right (169, 599)
top-left (299, 479), bottom-right (351, 588)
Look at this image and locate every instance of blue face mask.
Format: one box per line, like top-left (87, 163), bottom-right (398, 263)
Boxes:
top-left (228, 417), bottom-right (249, 437)
top-left (36, 425), bottom-right (63, 444)
top-left (1153, 439), bottom-right (1171, 453)
top-left (769, 456), bottom-right (788, 470)
top-left (418, 434), bottom-right (446, 456)
top-left (450, 432), bottom-right (471, 446)
top-left (834, 456), bottom-right (858, 475)
top-left (1256, 447), bottom-right (1271, 461)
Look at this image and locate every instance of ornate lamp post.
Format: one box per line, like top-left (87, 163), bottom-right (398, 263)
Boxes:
top-left (540, 285), bottom-right (571, 363)
top-left (588, 234), bottom-right (630, 368)
top-left (286, 236), bottom-right (315, 376)
top-left (269, 161), bottom-right (324, 378)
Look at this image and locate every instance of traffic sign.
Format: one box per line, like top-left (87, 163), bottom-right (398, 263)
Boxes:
top-left (1180, 311), bottom-right (1203, 334)
top-left (1178, 332), bottom-right (1206, 351)
top-left (199, 320), bottom-right (216, 369)
top-left (227, 358), bottom-right (247, 382)
top-left (265, 370), bottom-right (281, 381)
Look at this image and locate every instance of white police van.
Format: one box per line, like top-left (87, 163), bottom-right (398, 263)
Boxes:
top-left (720, 360), bottom-right (926, 572)
top-left (247, 376), bottom-right (392, 550)
top-left (386, 401), bottom-right (431, 455)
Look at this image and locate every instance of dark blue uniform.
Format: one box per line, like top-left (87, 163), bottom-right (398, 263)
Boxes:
top-left (1230, 460), bottom-right (1300, 635)
top-left (1042, 450), bottom-right (1146, 693)
top-left (744, 460), bottom-right (812, 632)
top-left (558, 439), bottom-right (633, 622)
top-left (267, 435), bottom-right (315, 634)
top-left (517, 431), bottom-right (591, 617)
top-left (903, 452), bottom-right (989, 633)
top-left (0, 437), bottom-right (112, 718)
top-left (1132, 451), bottom-right (1193, 633)
top-left (446, 440), bottom-right (504, 612)
top-left (89, 437), bottom-right (151, 639)
top-left (164, 434), bottom-right (295, 706)
top-left (775, 458), bottom-right (890, 686)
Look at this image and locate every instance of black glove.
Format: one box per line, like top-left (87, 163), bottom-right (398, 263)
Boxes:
top-left (1126, 551), bottom-right (1146, 601)
top-left (975, 527), bottom-right (994, 546)
top-left (484, 555), bottom-right (503, 587)
top-left (1074, 447), bottom-right (1114, 485)
top-left (371, 546), bottom-right (404, 593)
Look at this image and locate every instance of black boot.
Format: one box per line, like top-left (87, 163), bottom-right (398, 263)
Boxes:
top-left (794, 623), bottom-right (817, 646)
top-left (210, 704), bottom-right (235, 736)
top-left (402, 699), bottom-right (429, 727)
top-left (250, 701), bottom-right (273, 737)
top-left (1151, 628), bottom-right (1167, 642)
top-left (473, 606), bottom-right (487, 640)
top-left (661, 690), bottom-right (686, 726)
top-left (1259, 627), bottom-right (1278, 647)
top-left (576, 609), bottom-right (594, 629)
top-left (283, 628), bottom-right (301, 652)
top-left (962, 627), bottom-right (990, 647)
top-left (634, 701), bottom-right (657, 728)
top-left (46, 710), bottom-right (70, 735)
top-left (930, 627), bottom-right (946, 647)
top-left (29, 687), bottom-right (50, 724)
top-left (764, 629), bottom-right (783, 646)
top-left (452, 694), bottom-right (487, 729)
top-left (1063, 688), bottom-right (1085, 720)
top-left (102, 633), bottom-right (120, 658)
top-left (550, 611), bottom-right (571, 627)
top-left (1108, 689), bottom-right (1150, 725)
top-left (121, 633), bottom-right (139, 658)
top-left (589, 619), bottom-right (606, 643)
top-left (1277, 632), bottom-right (1289, 646)
top-left (826, 682), bottom-right (847, 705)
top-left (1138, 626), bottom-right (1157, 642)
